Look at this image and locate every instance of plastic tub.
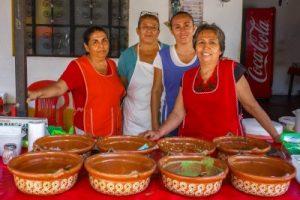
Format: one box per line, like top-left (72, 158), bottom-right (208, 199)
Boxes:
top-left (0, 126), bottom-right (24, 156)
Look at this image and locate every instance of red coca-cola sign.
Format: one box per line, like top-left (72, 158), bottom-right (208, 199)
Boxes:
top-left (245, 8), bottom-right (275, 98)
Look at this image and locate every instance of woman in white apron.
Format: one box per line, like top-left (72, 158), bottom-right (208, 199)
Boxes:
top-left (118, 11), bottom-right (168, 135)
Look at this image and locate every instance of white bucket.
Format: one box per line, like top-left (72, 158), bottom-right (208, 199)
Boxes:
top-left (0, 126), bottom-right (24, 156)
top-left (291, 155), bottom-right (300, 184)
top-left (292, 109), bottom-right (300, 133)
top-left (278, 116), bottom-right (295, 131)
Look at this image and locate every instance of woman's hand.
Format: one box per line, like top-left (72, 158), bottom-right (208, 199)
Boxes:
top-left (139, 130), bottom-right (162, 141)
top-left (27, 90), bottom-right (41, 103)
top-left (272, 133), bottom-right (281, 143)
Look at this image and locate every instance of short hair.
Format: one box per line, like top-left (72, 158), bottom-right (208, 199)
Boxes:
top-left (138, 13), bottom-right (160, 30)
top-left (83, 26), bottom-right (108, 45)
top-left (193, 23), bottom-right (225, 56)
top-left (170, 11), bottom-right (194, 28)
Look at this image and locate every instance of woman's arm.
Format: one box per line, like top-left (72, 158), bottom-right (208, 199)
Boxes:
top-left (236, 76), bottom-right (280, 141)
top-left (27, 80), bottom-right (69, 102)
top-left (151, 67), bottom-right (163, 130)
top-left (146, 88), bottom-right (186, 140)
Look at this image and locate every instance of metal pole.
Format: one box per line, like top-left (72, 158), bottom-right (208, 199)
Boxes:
top-left (14, 0), bottom-right (28, 116)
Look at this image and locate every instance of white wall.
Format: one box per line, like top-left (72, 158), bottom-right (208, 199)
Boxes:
top-left (0, 0), bottom-right (243, 103)
top-left (129, 0), bottom-right (243, 61)
top-left (244, 0), bottom-right (300, 95)
top-left (203, 0), bottom-right (243, 61)
top-left (0, 0), bottom-right (16, 103)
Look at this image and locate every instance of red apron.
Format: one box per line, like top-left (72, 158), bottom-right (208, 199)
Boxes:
top-left (75, 56), bottom-right (124, 136)
top-left (179, 59), bottom-right (243, 141)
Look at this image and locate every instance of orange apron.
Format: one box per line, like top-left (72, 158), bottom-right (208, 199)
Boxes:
top-left (75, 56), bottom-right (124, 136)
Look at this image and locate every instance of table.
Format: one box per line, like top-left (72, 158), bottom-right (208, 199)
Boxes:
top-left (288, 65), bottom-right (300, 97)
top-left (1, 159), bottom-right (299, 200)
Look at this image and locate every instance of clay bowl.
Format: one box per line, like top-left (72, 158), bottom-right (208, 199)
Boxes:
top-left (228, 155), bottom-right (296, 197)
top-left (213, 136), bottom-right (271, 160)
top-left (33, 135), bottom-right (96, 158)
top-left (158, 155), bottom-right (228, 197)
top-left (158, 137), bottom-right (215, 156)
top-left (96, 136), bottom-right (157, 155)
top-left (7, 151), bottom-right (83, 195)
top-left (84, 153), bottom-right (156, 196)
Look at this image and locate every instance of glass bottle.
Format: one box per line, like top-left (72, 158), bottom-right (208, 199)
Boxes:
top-left (2, 143), bottom-right (17, 164)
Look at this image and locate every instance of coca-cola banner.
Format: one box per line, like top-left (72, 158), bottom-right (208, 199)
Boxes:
top-left (244, 8), bottom-right (275, 98)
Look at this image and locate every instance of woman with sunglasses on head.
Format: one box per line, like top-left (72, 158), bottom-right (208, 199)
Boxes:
top-left (150, 11), bottom-right (199, 137)
top-left (27, 26), bottom-right (125, 137)
top-left (118, 11), bottom-right (168, 135)
top-left (144, 23), bottom-right (280, 142)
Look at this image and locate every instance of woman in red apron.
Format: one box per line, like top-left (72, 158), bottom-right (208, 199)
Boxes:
top-left (28, 26), bottom-right (125, 136)
top-left (143, 23), bottom-right (280, 142)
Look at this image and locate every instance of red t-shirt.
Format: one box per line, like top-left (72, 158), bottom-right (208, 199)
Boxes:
top-left (60, 60), bottom-right (112, 130)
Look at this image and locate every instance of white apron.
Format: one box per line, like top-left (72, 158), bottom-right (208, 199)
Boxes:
top-left (123, 45), bottom-right (155, 135)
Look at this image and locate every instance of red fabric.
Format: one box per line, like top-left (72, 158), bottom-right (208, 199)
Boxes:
top-left (1, 158), bottom-right (299, 200)
top-left (60, 57), bottom-right (114, 132)
top-left (60, 60), bottom-right (86, 130)
top-left (194, 65), bottom-right (218, 92)
top-left (179, 59), bottom-right (242, 141)
top-left (244, 8), bottom-right (275, 98)
top-left (75, 56), bottom-right (124, 136)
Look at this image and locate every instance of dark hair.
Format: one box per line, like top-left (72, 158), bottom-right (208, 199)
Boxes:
top-left (138, 14), bottom-right (160, 30)
top-left (83, 26), bottom-right (108, 45)
top-left (170, 11), bottom-right (194, 28)
top-left (193, 23), bottom-right (225, 56)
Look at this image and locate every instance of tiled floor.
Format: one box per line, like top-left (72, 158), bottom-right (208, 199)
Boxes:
top-left (243, 95), bottom-right (300, 121)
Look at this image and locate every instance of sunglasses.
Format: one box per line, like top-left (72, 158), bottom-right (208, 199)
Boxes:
top-left (140, 10), bottom-right (159, 17)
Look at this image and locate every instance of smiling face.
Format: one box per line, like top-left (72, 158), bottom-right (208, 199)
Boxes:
top-left (195, 29), bottom-right (222, 66)
top-left (84, 31), bottom-right (109, 60)
top-left (137, 17), bottom-right (160, 44)
top-left (171, 14), bottom-right (195, 45)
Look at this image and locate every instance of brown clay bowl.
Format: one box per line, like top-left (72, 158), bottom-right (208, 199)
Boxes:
top-left (213, 136), bottom-right (271, 160)
top-left (7, 151), bottom-right (83, 195)
top-left (158, 137), bottom-right (215, 156)
top-left (158, 155), bottom-right (228, 197)
top-left (228, 155), bottom-right (296, 197)
top-left (84, 153), bottom-right (156, 196)
top-left (96, 136), bottom-right (157, 155)
top-left (33, 135), bottom-right (95, 157)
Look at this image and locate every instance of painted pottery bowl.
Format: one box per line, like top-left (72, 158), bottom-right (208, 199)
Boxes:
top-left (228, 155), bottom-right (296, 197)
top-left (7, 152), bottom-right (83, 195)
top-left (96, 136), bottom-right (157, 155)
top-left (158, 155), bottom-right (228, 197)
top-left (158, 137), bottom-right (215, 156)
top-left (84, 153), bottom-right (156, 196)
top-left (33, 135), bottom-right (95, 158)
top-left (213, 136), bottom-right (271, 160)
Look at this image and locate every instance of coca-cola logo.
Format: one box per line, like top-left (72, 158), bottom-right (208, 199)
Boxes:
top-left (248, 17), bottom-right (270, 83)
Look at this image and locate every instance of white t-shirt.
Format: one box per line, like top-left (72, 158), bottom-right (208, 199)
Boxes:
top-left (153, 45), bottom-right (198, 69)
